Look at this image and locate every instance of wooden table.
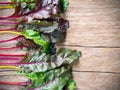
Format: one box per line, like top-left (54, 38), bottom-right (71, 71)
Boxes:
top-left (0, 0), bottom-right (120, 90)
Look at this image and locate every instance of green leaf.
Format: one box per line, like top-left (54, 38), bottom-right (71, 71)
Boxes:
top-left (60, 0), bottom-right (69, 13)
top-left (67, 79), bottom-right (76, 90)
top-left (17, 18), bottom-right (69, 43)
top-left (20, 48), bottom-right (81, 73)
top-left (20, 66), bottom-right (72, 88)
top-left (11, 0), bottom-right (35, 11)
top-left (22, 29), bottom-right (49, 52)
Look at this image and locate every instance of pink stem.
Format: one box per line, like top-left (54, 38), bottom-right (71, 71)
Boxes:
top-left (0, 2), bottom-right (34, 4)
top-left (0, 21), bottom-right (18, 25)
top-left (0, 62), bottom-right (42, 65)
top-left (0, 54), bottom-right (25, 57)
top-left (0, 57), bottom-right (23, 60)
top-left (0, 2), bottom-right (17, 4)
top-left (0, 36), bottom-right (23, 43)
top-left (0, 81), bottom-right (31, 86)
top-left (0, 46), bottom-right (26, 50)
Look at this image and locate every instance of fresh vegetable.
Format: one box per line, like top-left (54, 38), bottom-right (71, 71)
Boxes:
top-left (0, 0), bottom-right (69, 20)
top-left (60, 0), bottom-right (69, 13)
top-left (0, 18), bottom-right (69, 44)
top-left (0, 18), bottom-right (69, 53)
top-left (0, 48), bottom-right (81, 89)
top-left (0, 30), bottom-right (50, 53)
top-left (17, 18), bottom-right (69, 43)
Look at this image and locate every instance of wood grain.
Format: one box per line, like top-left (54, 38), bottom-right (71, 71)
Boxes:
top-left (62, 0), bottom-right (120, 47)
top-left (57, 46), bottom-right (120, 73)
top-left (73, 72), bottom-right (120, 90)
top-left (0, 0), bottom-right (120, 90)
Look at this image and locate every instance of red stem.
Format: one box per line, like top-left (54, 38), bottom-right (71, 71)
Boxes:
top-left (0, 62), bottom-right (42, 65)
top-left (0, 54), bottom-right (25, 57)
top-left (0, 21), bottom-right (18, 25)
top-left (0, 2), bottom-right (17, 4)
top-left (0, 81), bottom-right (30, 86)
top-left (0, 2), bottom-right (34, 4)
top-left (0, 57), bottom-right (23, 60)
top-left (0, 28), bottom-right (15, 31)
top-left (0, 36), bottom-right (23, 43)
top-left (0, 46), bottom-right (26, 50)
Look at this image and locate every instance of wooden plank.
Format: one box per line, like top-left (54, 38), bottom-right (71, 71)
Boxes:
top-left (57, 46), bottom-right (120, 73)
top-left (0, 74), bottom-right (28, 90)
top-left (72, 72), bottom-right (120, 90)
top-left (62, 0), bottom-right (120, 46)
top-left (0, 71), bottom-right (120, 90)
top-left (68, 0), bottom-right (120, 8)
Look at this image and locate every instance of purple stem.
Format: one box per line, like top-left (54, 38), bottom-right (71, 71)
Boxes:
top-left (0, 57), bottom-right (23, 60)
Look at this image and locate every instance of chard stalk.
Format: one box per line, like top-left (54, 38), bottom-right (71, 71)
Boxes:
top-left (0, 31), bottom-right (23, 35)
top-left (0, 54), bottom-right (25, 57)
top-left (0, 81), bottom-right (30, 86)
top-left (0, 66), bottom-right (19, 69)
top-left (0, 5), bottom-right (13, 9)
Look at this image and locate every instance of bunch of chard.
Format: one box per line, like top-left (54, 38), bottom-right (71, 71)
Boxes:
top-left (0, 0), bottom-right (69, 21)
top-left (0, 0), bottom-right (82, 90)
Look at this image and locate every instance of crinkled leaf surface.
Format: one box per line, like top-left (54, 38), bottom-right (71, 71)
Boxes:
top-left (20, 48), bottom-right (81, 73)
top-left (21, 29), bottom-right (50, 52)
top-left (17, 18), bottom-right (69, 43)
top-left (20, 66), bottom-right (71, 89)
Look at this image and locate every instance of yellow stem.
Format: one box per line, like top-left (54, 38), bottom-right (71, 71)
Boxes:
top-left (0, 66), bottom-right (19, 69)
top-left (0, 31), bottom-right (23, 35)
top-left (0, 5), bottom-right (13, 9)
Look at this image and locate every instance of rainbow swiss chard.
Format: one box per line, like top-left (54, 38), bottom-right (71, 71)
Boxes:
top-left (0, 29), bottom-right (52, 53)
top-left (0, 0), bottom-right (69, 20)
top-left (0, 48), bottom-right (81, 90)
top-left (0, 18), bottom-right (69, 53)
top-left (16, 18), bottom-right (69, 43)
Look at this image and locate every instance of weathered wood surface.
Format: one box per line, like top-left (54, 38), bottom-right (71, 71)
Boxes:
top-left (63, 0), bottom-right (120, 47)
top-left (0, 0), bottom-right (120, 90)
top-left (73, 72), bottom-right (120, 90)
top-left (58, 46), bottom-right (120, 73)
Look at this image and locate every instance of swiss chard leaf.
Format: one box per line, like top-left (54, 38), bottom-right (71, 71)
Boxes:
top-left (17, 18), bottom-right (69, 43)
top-left (0, 0), bottom-right (69, 19)
top-left (60, 0), bottom-right (69, 13)
top-left (20, 66), bottom-right (71, 88)
top-left (21, 29), bottom-right (50, 53)
top-left (20, 48), bottom-right (81, 73)
top-left (67, 79), bottom-right (76, 90)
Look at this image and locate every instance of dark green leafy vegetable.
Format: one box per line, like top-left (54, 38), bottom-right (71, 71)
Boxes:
top-left (21, 29), bottom-right (50, 52)
top-left (0, 0), bottom-right (69, 19)
top-left (11, 0), bottom-right (36, 10)
top-left (20, 66), bottom-right (72, 89)
top-left (20, 48), bottom-right (81, 73)
top-left (67, 79), bottom-right (76, 90)
top-left (17, 18), bottom-right (69, 43)
top-left (60, 0), bottom-right (69, 13)
top-left (0, 30), bottom-right (50, 53)
top-left (19, 47), bottom-right (80, 89)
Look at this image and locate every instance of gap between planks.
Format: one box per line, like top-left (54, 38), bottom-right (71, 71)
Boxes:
top-left (72, 70), bottom-right (120, 75)
top-left (57, 45), bottom-right (120, 48)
